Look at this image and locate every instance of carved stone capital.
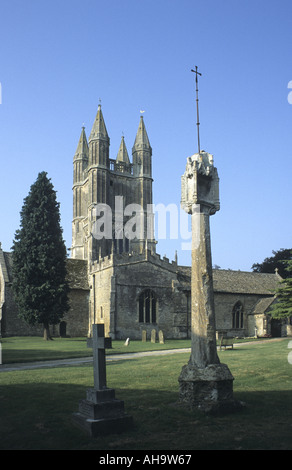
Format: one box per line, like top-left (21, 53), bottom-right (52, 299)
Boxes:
top-left (181, 151), bottom-right (220, 215)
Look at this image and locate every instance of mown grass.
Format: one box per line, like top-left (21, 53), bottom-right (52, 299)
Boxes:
top-left (1, 335), bottom-right (261, 364)
top-left (0, 338), bottom-right (291, 450)
top-left (1, 336), bottom-right (192, 364)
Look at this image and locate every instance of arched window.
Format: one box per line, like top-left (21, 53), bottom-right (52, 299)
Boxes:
top-left (138, 289), bottom-right (157, 324)
top-left (232, 301), bottom-right (243, 328)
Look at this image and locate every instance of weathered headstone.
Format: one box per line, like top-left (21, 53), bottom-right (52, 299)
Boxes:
top-left (179, 151), bottom-right (242, 413)
top-left (73, 324), bottom-right (133, 436)
top-left (159, 330), bottom-right (164, 344)
top-left (142, 330), bottom-right (147, 342)
top-left (151, 329), bottom-right (156, 343)
top-left (124, 337), bottom-right (130, 346)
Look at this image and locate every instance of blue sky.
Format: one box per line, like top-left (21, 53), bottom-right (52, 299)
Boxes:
top-left (0, 0), bottom-right (292, 271)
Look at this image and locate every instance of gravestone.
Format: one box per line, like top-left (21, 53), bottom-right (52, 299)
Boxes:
top-left (124, 338), bottom-right (130, 346)
top-left (151, 329), bottom-right (156, 343)
top-left (72, 324), bottom-right (133, 436)
top-left (179, 151), bottom-right (243, 414)
top-left (142, 330), bottom-right (147, 342)
top-left (159, 330), bottom-right (164, 344)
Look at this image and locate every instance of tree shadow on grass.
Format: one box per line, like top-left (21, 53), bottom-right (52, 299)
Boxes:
top-left (1, 377), bottom-right (292, 450)
top-left (1, 348), bottom-right (92, 364)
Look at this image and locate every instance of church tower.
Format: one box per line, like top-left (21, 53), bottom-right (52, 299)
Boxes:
top-left (71, 106), bottom-right (155, 262)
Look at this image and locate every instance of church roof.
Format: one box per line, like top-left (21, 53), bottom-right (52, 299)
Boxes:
top-left (0, 250), bottom-right (11, 283)
top-left (0, 250), bottom-right (90, 291)
top-left (253, 296), bottom-right (276, 314)
top-left (177, 266), bottom-right (280, 295)
top-left (212, 269), bottom-right (280, 295)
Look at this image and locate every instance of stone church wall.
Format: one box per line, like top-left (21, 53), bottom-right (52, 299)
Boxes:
top-left (1, 257), bottom-right (90, 338)
top-left (2, 284), bottom-right (43, 336)
top-left (2, 284), bottom-right (89, 338)
top-left (214, 292), bottom-right (270, 337)
top-left (62, 289), bottom-right (89, 337)
top-left (1, 248), bottom-right (280, 340)
top-left (112, 259), bottom-right (189, 340)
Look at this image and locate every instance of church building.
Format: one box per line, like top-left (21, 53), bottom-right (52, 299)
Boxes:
top-left (0, 105), bottom-right (286, 339)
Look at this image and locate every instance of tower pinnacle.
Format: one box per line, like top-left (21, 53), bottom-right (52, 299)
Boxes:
top-left (74, 126), bottom-right (88, 160)
top-left (89, 104), bottom-right (109, 142)
top-left (132, 115), bottom-right (151, 152)
top-left (116, 136), bottom-right (130, 164)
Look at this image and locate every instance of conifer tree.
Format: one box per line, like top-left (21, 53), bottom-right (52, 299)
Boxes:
top-left (271, 256), bottom-right (292, 320)
top-left (11, 172), bottom-right (70, 339)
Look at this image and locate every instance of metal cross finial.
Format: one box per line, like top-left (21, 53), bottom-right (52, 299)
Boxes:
top-left (191, 66), bottom-right (202, 154)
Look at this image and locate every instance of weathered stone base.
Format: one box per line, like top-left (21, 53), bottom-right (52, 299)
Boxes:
top-left (178, 362), bottom-right (244, 414)
top-left (72, 412), bottom-right (134, 437)
top-left (72, 387), bottom-right (133, 437)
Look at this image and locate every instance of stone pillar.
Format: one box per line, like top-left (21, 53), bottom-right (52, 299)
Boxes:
top-left (190, 207), bottom-right (219, 367)
top-left (179, 152), bottom-right (241, 413)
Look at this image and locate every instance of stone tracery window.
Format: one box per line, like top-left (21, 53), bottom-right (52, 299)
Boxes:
top-left (232, 301), bottom-right (243, 328)
top-left (138, 289), bottom-right (157, 324)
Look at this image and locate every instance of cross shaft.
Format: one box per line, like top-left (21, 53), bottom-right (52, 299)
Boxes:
top-left (87, 324), bottom-right (112, 390)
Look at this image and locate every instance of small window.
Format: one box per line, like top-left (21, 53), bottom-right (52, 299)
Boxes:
top-left (232, 301), bottom-right (243, 328)
top-left (138, 289), bottom-right (157, 324)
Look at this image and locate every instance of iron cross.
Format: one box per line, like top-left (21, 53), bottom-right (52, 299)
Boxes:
top-left (191, 66), bottom-right (202, 154)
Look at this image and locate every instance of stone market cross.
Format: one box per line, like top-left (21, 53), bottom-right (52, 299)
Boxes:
top-left (178, 68), bottom-right (243, 413)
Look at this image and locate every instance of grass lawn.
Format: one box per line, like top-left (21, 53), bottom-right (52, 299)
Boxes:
top-left (0, 337), bottom-right (291, 450)
top-left (1, 336), bottom-right (192, 364)
top-left (0, 335), bottom-right (260, 364)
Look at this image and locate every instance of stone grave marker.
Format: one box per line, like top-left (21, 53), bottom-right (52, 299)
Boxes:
top-left (142, 330), bottom-right (147, 342)
top-left (151, 329), bottom-right (156, 343)
top-left (159, 330), bottom-right (164, 344)
top-left (72, 324), bottom-right (133, 436)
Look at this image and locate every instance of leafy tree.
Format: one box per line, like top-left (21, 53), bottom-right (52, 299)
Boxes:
top-left (251, 248), bottom-right (292, 279)
top-left (270, 258), bottom-right (292, 320)
top-left (11, 172), bottom-right (70, 340)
